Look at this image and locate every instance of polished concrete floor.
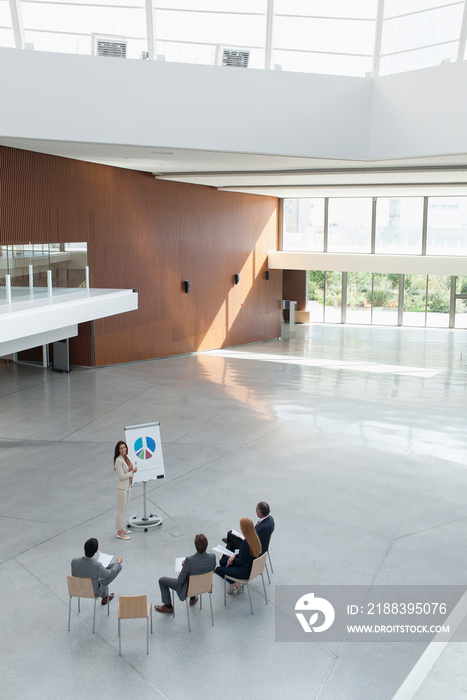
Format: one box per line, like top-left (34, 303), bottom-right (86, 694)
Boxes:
top-left (0, 323), bottom-right (466, 700)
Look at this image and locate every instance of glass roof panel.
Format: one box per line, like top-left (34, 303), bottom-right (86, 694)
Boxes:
top-left (381, 3), bottom-right (464, 55)
top-left (0, 28), bottom-right (15, 48)
top-left (273, 49), bottom-right (372, 76)
top-left (380, 41), bottom-right (458, 75)
top-left (0, 0), bottom-right (465, 76)
top-left (155, 9), bottom-right (266, 49)
top-left (22, 2), bottom-right (146, 39)
top-left (275, 0), bottom-right (376, 21)
top-left (275, 16), bottom-right (375, 55)
top-left (156, 0), bottom-right (266, 12)
top-left (384, 0), bottom-right (463, 17)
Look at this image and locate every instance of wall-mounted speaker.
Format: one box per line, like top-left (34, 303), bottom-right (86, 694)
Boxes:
top-left (265, 270), bottom-right (270, 280)
top-left (182, 280), bottom-right (190, 293)
top-left (233, 273), bottom-right (240, 285)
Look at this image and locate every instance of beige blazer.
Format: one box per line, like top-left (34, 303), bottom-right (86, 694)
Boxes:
top-left (115, 455), bottom-right (133, 491)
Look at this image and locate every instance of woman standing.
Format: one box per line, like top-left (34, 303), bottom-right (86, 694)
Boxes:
top-left (114, 441), bottom-right (137, 540)
top-left (215, 517), bottom-right (261, 593)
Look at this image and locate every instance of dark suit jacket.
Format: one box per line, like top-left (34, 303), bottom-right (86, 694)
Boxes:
top-left (177, 551), bottom-right (216, 601)
top-left (256, 515), bottom-right (275, 553)
top-left (215, 539), bottom-right (254, 582)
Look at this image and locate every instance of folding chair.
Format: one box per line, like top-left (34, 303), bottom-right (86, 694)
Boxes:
top-left (67, 575), bottom-right (109, 634)
top-left (118, 595), bottom-right (153, 655)
top-left (171, 570), bottom-right (214, 632)
top-left (223, 552), bottom-right (268, 615)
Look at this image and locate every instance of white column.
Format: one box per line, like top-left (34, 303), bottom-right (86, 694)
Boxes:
top-left (85, 265), bottom-right (90, 290)
top-left (47, 269), bottom-right (53, 298)
top-left (6, 274), bottom-right (12, 304)
top-left (29, 264), bottom-right (34, 290)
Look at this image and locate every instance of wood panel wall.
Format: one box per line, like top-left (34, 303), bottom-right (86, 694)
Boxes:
top-left (0, 146), bottom-right (282, 366)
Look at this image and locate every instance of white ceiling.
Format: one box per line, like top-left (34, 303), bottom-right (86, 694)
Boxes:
top-left (2, 135), bottom-right (467, 198)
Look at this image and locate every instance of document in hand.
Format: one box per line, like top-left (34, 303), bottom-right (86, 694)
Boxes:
top-left (96, 551), bottom-right (113, 567)
top-left (213, 544), bottom-right (239, 557)
top-left (175, 557), bottom-right (185, 573)
top-left (230, 529), bottom-right (245, 540)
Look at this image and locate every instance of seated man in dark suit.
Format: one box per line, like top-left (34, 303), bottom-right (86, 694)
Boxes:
top-left (71, 537), bottom-right (122, 605)
top-left (155, 533), bottom-right (216, 614)
top-left (223, 501), bottom-right (275, 555)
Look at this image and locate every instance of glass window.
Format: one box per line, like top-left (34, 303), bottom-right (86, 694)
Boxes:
top-left (372, 273), bottom-right (399, 325)
top-left (403, 274), bottom-right (427, 327)
top-left (426, 275), bottom-right (450, 327)
top-left (283, 199), bottom-right (324, 251)
top-left (346, 271), bottom-right (372, 324)
top-left (323, 271), bottom-right (342, 323)
top-left (328, 198), bottom-right (372, 253)
top-left (375, 197), bottom-right (424, 254)
top-left (427, 197), bottom-right (467, 255)
top-left (307, 270), bottom-right (325, 322)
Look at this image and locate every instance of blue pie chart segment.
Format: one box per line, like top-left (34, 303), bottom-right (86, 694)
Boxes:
top-left (134, 436), bottom-right (156, 460)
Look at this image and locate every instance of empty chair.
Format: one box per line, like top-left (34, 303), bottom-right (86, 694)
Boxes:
top-left (67, 575), bottom-right (109, 634)
top-left (118, 595), bottom-right (152, 655)
top-left (171, 570), bottom-right (214, 632)
top-left (223, 552), bottom-right (268, 615)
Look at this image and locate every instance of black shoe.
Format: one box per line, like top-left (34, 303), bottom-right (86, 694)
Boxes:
top-left (101, 593), bottom-right (114, 605)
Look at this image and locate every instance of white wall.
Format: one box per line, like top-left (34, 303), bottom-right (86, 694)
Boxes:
top-left (2, 48), bottom-right (467, 163)
top-left (370, 61), bottom-right (467, 159)
top-left (0, 47), bottom-right (371, 159)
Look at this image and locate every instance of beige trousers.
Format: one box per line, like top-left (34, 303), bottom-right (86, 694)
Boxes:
top-left (115, 488), bottom-right (130, 531)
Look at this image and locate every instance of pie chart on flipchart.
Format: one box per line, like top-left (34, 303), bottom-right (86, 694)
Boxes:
top-left (134, 436), bottom-right (156, 460)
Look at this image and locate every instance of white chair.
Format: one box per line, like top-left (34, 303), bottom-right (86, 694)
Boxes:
top-left (118, 595), bottom-right (153, 655)
top-left (171, 571), bottom-right (214, 632)
top-left (67, 575), bottom-right (109, 634)
top-left (223, 552), bottom-right (268, 615)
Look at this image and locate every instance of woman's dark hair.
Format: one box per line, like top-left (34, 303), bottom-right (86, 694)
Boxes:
top-left (114, 441), bottom-right (128, 464)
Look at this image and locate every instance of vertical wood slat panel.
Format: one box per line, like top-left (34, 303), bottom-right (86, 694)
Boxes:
top-left (1, 146), bottom-right (282, 366)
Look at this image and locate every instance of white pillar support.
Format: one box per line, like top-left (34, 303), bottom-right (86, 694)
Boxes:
top-left (265, 0), bottom-right (275, 70)
top-left (145, 0), bottom-right (157, 60)
top-left (29, 264), bottom-right (34, 290)
top-left (47, 270), bottom-right (53, 298)
top-left (9, 0), bottom-right (25, 50)
top-left (85, 265), bottom-right (90, 290)
top-left (6, 274), bottom-right (12, 304)
top-left (42, 345), bottom-right (48, 368)
top-left (372, 0), bottom-right (385, 78)
top-left (457, 0), bottom-right (467, 62)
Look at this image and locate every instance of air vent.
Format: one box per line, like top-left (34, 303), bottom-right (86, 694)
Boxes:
top-left (216, 46), bottom-right (250, 68)
top-left (92, 35), bottom-right (127, 58)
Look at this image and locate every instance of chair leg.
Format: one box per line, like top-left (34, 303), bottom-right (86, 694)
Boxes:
top-left (265, 560), bottom-right (271, 584)
top-left (268, 549), bottom-right (274, 573)
top-left (92, 598), bottom-right (96, 634)
top-left (224, 578), bottom-right (227, 606)
top-left (185, 599), bottom-right (191, 632)
top-left (78, 596), bottom-right (81, 613)
top-left (68, 597), bottom-right (72, 631)
top-left (209, 592), bottom-right (214, 626)
top-left (246, 584), bottom-right (253, 615)
top-left (118, 618), bottom-right (121, 656)
top-left (150, 606), bottom-right (153, 634)
top-left (171, 590), bottom-right (175, 618)
top-left (261, 573), bottom-right (268, 604)
top-left (147, 616), bottom-right (149, 654)
top-left (200, 594), bottom-right (203, 611)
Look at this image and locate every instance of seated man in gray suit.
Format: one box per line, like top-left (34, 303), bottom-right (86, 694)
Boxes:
top-left (155, 533), bottom-right (216, 614)
top-left (71, 537), bottom-right (122, 606)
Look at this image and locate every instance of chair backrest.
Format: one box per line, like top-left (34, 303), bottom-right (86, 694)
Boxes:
top-left (118, 595), bottom-right (149, 620)
top-left (187, 570), bottom-right (214, 598)
top-left (67, 575), bottom-right (95, 599)
top-left (249, 552), bottom-right (267, 582)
